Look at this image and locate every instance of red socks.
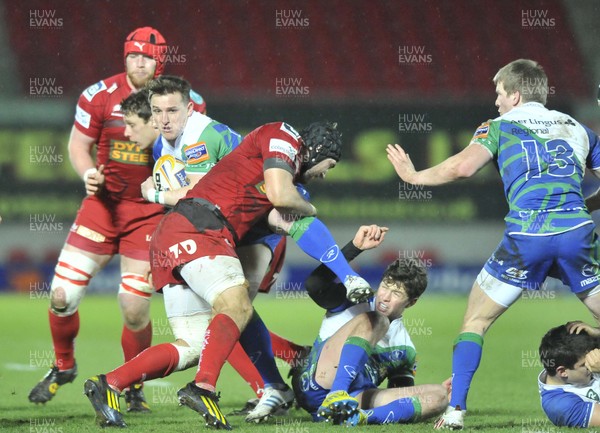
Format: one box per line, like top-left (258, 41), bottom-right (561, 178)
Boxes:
top-left (48, 309), bottom-right (79, 370)
top-left (121, 322), bottom-right (152, 362)
top-left (270, 331), bottom-right (306, 365)
top-left (227, 342), bottom-right (265, 397)
top-left (107, 343), bottom-right (179, 392)
top-left (195, 314), bottom-right (240, 390)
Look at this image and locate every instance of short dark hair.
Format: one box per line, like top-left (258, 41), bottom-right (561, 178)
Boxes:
top-left (121, 89), bottom-right (151, 122)
top-left (539, 324), bottom-right (599, 376)
top-left (382, 258), bottom-right (427, 301)
top-left (147, 75), bottom-right (191, 104)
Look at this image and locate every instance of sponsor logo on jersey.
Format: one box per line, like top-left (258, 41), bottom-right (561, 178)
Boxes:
top-left (168, 239), bottom-right (197, 259)
top-left (109, 140), bottom-right (151, 165)
top-left (70, 224), bottom-right (106, 243)
top-left (504, 267), bottom-right (528, 280)
top-left (110, 104), bottom-right (123, 117)
top-left (473, 122), bottom-right (490, 140)
top-left (582, 264), bottom-right (600, 278)
top-left (75, 105), bottom-right (91, 129)
top-left (83, 80), bottom-right (107, 102)
top-left (587, 389), bottom-right (600, 401)
top-left (280, 122), bottom-right (301, 140)
top-left (255, 181), bottom-right (267, 195)
top-left (184, 142), bottom-right (210, 165)
top-left (107, 82), bottom-right (118, 94)
top-left (269, 138), bottom-right (298, 161)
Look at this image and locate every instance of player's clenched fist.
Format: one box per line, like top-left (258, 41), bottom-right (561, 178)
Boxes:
top-left (84, 164), bottom-right (105, 196)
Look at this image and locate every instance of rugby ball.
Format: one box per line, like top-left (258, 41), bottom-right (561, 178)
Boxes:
top-left (153, 155), bottom-right (189, 191)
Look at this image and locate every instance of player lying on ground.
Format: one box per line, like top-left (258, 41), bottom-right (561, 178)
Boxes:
top-left (144, 120), bottom-right (374, 430)
top-left (292, 225), bottom-right (449, 426)
top-left (538, 321), bottom-right (600, 428)
top-left (82, 94), bottom-right (341, 428)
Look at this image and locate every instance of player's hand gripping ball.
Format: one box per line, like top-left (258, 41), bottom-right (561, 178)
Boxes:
top-left (153, 155), bottom-right (189, 191)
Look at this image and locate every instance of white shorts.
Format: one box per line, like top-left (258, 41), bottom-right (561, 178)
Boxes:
top-left (162, 284), bottom-right (211, 348)
top-left (476, 267), bottom-right (523, 308)
top-left (163, 284), bottom-right (212, 318)
top-left (179, 255), bottom-right (247, 306)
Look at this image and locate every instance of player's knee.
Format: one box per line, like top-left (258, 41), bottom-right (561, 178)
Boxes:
top-left (121, 306), bottom-right (150, 330)
top-left (214, 283), bottom-right (253, 326)
top-left (118, 273), bottom-right (152, 327)
top-left (119, 273), bottom-right (153, 299)
top-left (50, 250), bottom-right (100, 315)
top-left (414, 384), bottom-right (449, 415)
top-left (433, 385), bottom-right (450, 412)
top-left (169, 314), bottom-right (210, 370)
top-left (50, 286), bottom-right (67, 312)
top-left (238, 295), bottom-right (254, 326)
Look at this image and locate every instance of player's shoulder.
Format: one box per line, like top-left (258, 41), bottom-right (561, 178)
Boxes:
top-left (257, 122), bottom-right (301, 141)
top-left (79, 72), bottom-right (127, 104)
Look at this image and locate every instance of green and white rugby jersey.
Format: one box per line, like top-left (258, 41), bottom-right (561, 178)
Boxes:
top-left (470, 102), bottom-right (600, 236)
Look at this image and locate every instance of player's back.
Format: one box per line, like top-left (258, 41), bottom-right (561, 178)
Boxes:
top-left (186, 122), bottom-right (302, 241)
top-left (479, 103), bottom-right (600, 235)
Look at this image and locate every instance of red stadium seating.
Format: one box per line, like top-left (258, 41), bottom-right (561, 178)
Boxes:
top-left (7, 0), bottom-right (588, 101)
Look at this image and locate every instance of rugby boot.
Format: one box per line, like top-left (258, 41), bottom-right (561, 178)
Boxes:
top-left (434, 405), bottom-right (466, 430)
top-left (245, 385), bottom-right (295, 423)
top-left (317, 390), bottom-right (360, 424)
top-left (178, 382), bottom-right (231, 430)
top-left (123, 384), bottom-right (151, 412)
top-left (83, 374), bottom-right (126, 428)
top-left (28, 363), bottom-right (78, 404)
top-left (344, 276), bottom-right (374, 304)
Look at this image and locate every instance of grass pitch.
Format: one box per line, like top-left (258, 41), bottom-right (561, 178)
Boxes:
top-left (0, 291), bottom-right (593, 432)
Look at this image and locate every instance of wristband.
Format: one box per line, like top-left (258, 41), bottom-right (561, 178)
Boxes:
top-left (146, 188), bottom-right (166, 205)
top-left (83, 167), bottom-right (97, 182)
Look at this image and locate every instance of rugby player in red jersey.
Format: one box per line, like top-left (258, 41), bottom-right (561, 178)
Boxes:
top-left (28, 27), bottom-right (204, 411)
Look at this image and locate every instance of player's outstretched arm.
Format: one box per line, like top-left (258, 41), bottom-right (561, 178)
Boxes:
top-left (386, 143), bottom-right (491, 186)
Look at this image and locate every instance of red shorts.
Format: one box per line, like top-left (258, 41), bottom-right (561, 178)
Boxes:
top-left (66, 195), bottom-right (164, 261)
top-left (150, 209), bottom-right (237, 290)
